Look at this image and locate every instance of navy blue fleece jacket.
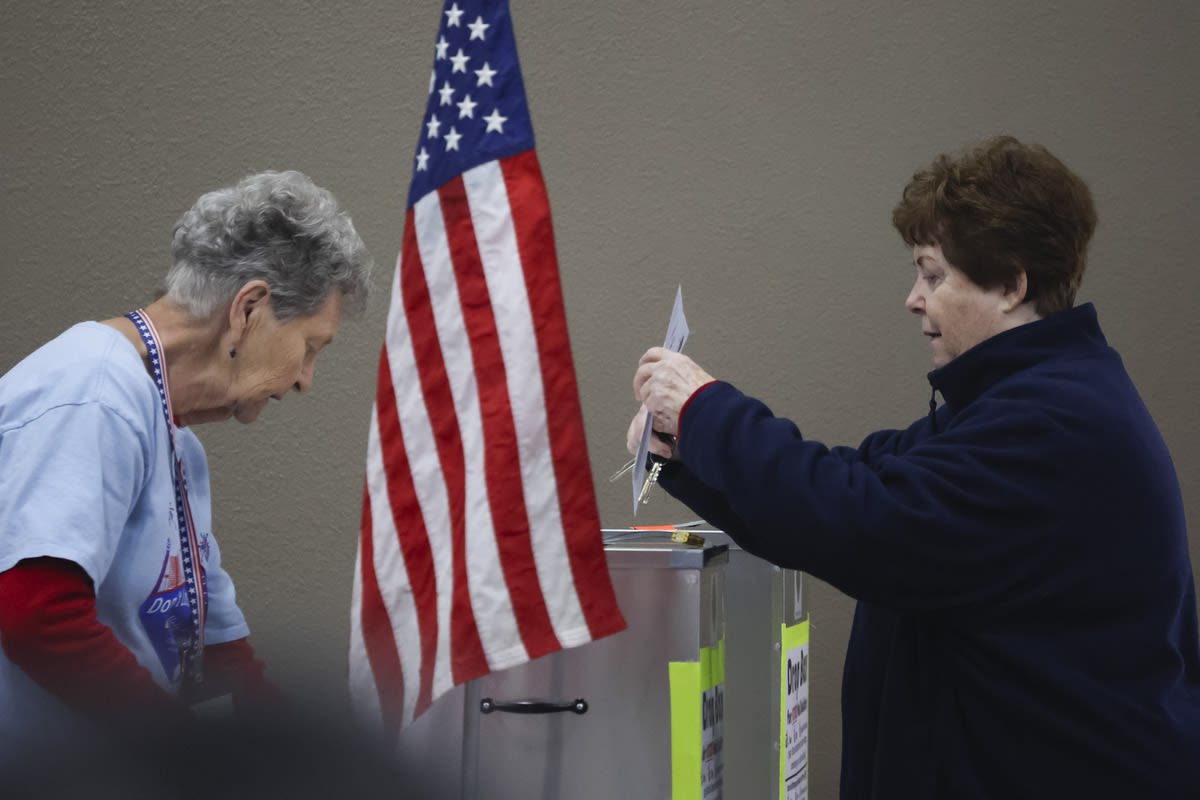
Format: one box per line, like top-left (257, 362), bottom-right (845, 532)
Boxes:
top-left (659, 304), bottom-right (1200, 798)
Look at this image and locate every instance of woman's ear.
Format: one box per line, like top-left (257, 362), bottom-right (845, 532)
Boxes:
top-left (1001, 270), bottom-right (1029, 312)
top-left (227, 280), bottom-right (272, 340)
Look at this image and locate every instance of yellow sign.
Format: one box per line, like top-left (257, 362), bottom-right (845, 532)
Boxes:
top-left (670, 639), bottom-right (726, 799)
top-left (779, 620), bottom-right (810, 799)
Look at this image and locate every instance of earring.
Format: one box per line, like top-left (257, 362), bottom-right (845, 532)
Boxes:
top-left (229, 347), bottom-right (237, 358)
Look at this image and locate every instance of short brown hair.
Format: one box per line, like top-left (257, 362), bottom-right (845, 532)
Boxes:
top-left (892, 136), bottom-right (1097, 315)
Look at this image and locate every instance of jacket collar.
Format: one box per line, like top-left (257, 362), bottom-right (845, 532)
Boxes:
top-left (927, 303), bottom-right (1107, 410)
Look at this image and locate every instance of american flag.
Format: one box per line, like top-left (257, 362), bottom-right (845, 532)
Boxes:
top-left (349, 0), bottom-right (626, 733)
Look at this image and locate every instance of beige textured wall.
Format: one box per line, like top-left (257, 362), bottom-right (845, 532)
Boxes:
top-left (3, 1), bottom-right (1198, 795)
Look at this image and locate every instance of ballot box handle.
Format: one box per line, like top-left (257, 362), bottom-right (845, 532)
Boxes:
top-left (479, 697), bottom-right (588, 715)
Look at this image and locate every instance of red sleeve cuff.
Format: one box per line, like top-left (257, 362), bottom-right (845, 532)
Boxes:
top-left (201, 638), bottom-right (285, 713)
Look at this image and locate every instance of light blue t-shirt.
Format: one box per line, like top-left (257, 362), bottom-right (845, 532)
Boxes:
top-left (0, 322), bottom-right (249, 747)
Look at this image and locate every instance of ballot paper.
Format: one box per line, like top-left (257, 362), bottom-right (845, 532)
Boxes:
top-left (633, 286), bottom-right (690, 514)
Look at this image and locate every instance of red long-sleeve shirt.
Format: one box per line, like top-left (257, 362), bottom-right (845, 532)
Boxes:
top-left (0, 557), bottom-right (279, 724)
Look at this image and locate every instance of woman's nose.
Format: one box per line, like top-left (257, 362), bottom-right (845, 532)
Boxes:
top-left (295, 361), bottom-right (315, 393)
top-left (905, 281), bottom-right (923, 313)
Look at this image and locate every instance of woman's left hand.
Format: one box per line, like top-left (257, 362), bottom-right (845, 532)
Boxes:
top-left (632, 347), bottom-right (715, 440)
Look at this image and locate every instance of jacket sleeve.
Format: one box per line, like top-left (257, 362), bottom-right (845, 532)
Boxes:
top-left (659, 399), bottom-right (922, 541)
top-left (674, 381), bottom-right (1076, 613)
top-left (657, 460), bottom-right (748, 535)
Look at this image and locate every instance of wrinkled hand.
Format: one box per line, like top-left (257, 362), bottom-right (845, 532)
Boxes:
top-left (630, 348), bottom-right (715, 452)
top-left (625, 404), bottom-right (676, 460)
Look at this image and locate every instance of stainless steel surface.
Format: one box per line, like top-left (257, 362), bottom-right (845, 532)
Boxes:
top-left (472, 541), bottom-right (726, 800)
top-left (397, 533), bottom-right (809, 800)
top-left (397, 539), bottom-right (728, 800)
top-left (600, 534), bottom-right (730, 570)
top-left (461, 679), bottom-right (481, 800)
top-left (686, 530), bottom-right (808, 800)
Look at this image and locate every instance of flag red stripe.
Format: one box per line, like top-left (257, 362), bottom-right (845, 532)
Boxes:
top-left (439, 175), bottom-right (560, 660)
top-left (356, 2), bottom-right (628, 732)
top-left (357, 478), bottom-right (405, 733)
top-left (501, 152), bottom-right (625, 638)
top-left (398, 212), bottom-right (490, 682)
top-left (374, 342), bottom-right (438, 716)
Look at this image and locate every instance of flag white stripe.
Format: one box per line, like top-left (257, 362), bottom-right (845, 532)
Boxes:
top-left (366, 409), bottom-right (423, 726)
top-left (412, 190), bottom-right (528, 669)
top-left (383, 257), bottom-right (457, 697)
top-left (347, 539), bottom-right (384, 729)
top-left (462, 161), bottom-right (588, 643)
top-left (353, 2), bottom-right (626, 735)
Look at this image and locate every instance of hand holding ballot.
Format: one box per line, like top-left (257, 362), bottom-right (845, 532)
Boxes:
top-left (617, 285), bottom-right (696, 514)
top-left (630, 348), bottom-right (715, 453)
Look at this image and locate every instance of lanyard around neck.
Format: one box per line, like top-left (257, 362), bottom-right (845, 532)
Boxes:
top-left (125, 309), bottom-right (207, 683)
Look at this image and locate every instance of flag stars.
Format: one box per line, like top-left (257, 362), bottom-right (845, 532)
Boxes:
top-left (475, 62), bottom-right (497, 87)
top-left (445, 3), bottom-right (463, 27)
top-left (426, 113), bottom-right (441, 138)
top-left (415, 147), bottom-right (430, 171)
top-left (450, 48), bottom-right (470, 73)
top-left (468, 16), bottom-right (490, 41)
top-left (457, 94), bottom-right (477, 119)
top-left (435, 36), bottom-right (449, 60)
top-left (429, 69), bottom-right (436, 94)
top-left (484, 108), bottom-right (507, 133)
top-left (444, 126), bottom-right (462, 152)
top-left (438, 80), bottom-right (455, 106)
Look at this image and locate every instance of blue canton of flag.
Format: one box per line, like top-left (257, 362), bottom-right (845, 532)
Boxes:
top-left (408, 0), bottom-right (535, 209)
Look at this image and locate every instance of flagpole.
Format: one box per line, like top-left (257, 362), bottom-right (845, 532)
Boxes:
top-left (461, 678), bottom-right (481, 800)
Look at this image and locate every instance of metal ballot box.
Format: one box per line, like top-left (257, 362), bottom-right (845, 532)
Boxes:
top-left (399, 538), bottom-right (728, 800)
top-left (396, 532), bottom-right (809, 799)
top-left (601, 529), bottom-right (810, 799)
top-left (697, 531), bottom-right (810, 800)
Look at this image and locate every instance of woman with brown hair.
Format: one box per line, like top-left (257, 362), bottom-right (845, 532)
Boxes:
top-left (628, 137), bottom-right (1200, 798)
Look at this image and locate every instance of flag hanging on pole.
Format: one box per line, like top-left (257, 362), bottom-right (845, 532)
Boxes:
top-left (349, 0), bottom-right (626, 734)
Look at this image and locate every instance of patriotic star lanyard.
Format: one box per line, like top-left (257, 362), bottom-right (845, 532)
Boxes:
top-left (126, 309), bottom-right (207, 685)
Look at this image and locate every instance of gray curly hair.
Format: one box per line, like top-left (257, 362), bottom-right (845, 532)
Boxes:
top-left (165, 170), bottom-right (372, 321)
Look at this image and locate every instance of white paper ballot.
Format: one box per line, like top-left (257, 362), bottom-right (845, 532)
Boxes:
top-left (633, 286), bottom-right (690, 514)
top-left (663, 285), bottom-right (690, 353)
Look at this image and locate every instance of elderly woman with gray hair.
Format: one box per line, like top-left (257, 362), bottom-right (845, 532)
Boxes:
top-left (0, 170), bottom-right (372, 753)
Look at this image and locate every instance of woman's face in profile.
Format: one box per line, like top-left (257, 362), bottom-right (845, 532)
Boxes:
top-left (220, 292), bottom-right (344, 425)
top-left (904, 244), bottom-right (1012, 368)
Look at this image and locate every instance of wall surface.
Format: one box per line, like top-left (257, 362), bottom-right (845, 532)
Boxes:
top-left (3, 1), bottom-right (1198, 796)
